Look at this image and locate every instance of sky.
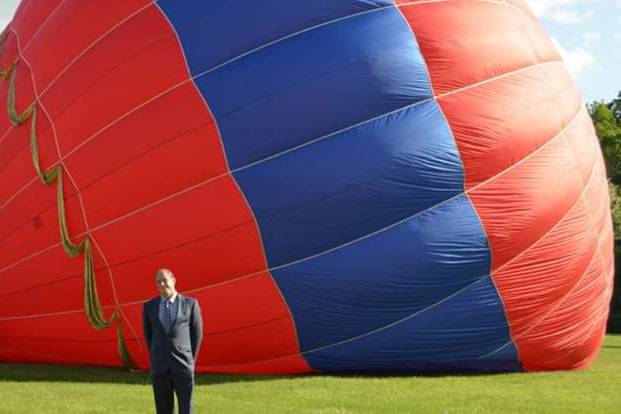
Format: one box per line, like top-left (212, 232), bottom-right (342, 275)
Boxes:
top-left (528, 0), bottom-right (620, 101)
top-left (0, 0), bottom-right (619, 102)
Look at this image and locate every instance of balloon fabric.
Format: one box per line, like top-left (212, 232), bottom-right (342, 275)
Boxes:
top-left (0, 0), bottom-right (613, 374)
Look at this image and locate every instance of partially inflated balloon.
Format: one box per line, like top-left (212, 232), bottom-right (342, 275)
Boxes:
top-left (0, 0), bottom-right (613, 374)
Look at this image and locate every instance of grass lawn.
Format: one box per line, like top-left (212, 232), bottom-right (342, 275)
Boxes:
top-left (1, 335), bottom-right (619, 414)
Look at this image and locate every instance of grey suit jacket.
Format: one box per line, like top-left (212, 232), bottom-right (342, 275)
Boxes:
top-left (142, 294), bottom-right (203, 376)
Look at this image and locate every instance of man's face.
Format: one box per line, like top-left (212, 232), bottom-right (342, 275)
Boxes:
top-left (156, 271), bottom-right (176, 298)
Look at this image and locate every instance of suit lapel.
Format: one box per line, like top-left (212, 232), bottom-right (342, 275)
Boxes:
top-left (152, 298), bottom-right (166, 332)
top-left (170, 294), bottom-right (185, 331)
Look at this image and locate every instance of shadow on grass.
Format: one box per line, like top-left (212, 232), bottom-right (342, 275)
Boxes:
top-left (0, 364), bottom-right (298, 385)
top-left (0, 362), bottom-right (518, 385)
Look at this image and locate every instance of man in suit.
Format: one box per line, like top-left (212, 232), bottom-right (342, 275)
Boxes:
top-left (143, 268), bottom-right (203, 414)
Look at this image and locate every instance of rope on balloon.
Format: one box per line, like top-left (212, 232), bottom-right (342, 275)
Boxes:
top-left (0, 33), bottom-right (137, 370)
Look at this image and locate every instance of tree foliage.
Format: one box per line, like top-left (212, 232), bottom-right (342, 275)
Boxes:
top-left (588, 98), bottom-right (621, 184)
top-left (588, 94), bottom-right (621, 240)
top-left (609, 181), bottom-right (621, 237)
top-left (589, 92), bottom-right (621, 316)
top-left (611, 91), bottom-right (621, 121)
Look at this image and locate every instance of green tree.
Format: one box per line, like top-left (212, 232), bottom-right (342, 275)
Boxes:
top-left (611, 91), bottom-right (621, 121)
top-left (589, 99), bottom-right (621, 184)
top-left (589, 93), bottom-right (621, 325)
top-left (609, 181), bottom-right (621, 238)
top-left (609, 180), bottom-right (621, 314)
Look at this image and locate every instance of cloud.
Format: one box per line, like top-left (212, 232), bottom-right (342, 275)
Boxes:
top-left (528, 0), bottom-right (596, 24)
top-left (582, 31), bottom-right (601, 45)
top-left (614, 33), bottom-right (621, 42)
top-left (551, 37), bottom-right (595, 79)
top-left (550, 8), bottom-right (592, 24)
top-left (582, 31), bottom-right (600, 40)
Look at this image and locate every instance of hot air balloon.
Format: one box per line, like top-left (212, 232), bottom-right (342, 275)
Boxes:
top-left (0, 0), bottom-right (613, 374)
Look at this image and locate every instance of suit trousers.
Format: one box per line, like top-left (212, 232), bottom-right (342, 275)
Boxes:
top-left (151, 371), bottom-right (195, 414)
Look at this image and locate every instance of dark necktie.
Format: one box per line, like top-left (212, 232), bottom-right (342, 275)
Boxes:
top-left (163, 300), bottom-right (173, 333)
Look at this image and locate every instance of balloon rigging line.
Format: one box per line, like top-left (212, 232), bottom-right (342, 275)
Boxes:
top-left (0, 33), bottom-right (137, 369)
top-left (13, 29), bottom-right (146, 361)
top-left (18, 0), bottom-right (68, 54)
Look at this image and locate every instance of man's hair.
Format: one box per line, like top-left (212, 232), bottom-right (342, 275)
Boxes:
top-left (156, 268), bottom-right (175, 280)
